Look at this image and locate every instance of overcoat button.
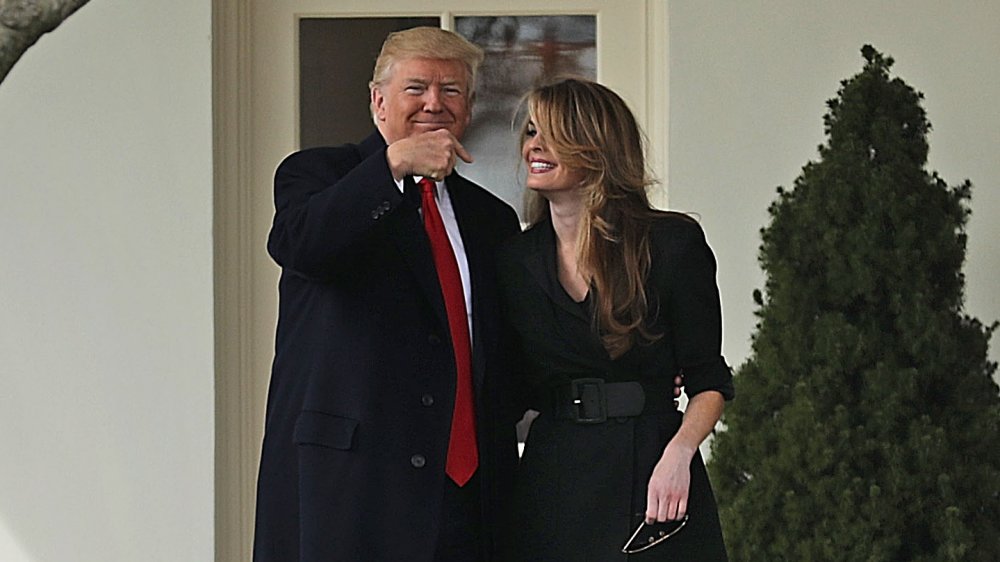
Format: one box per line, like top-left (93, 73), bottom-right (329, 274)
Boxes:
top-left (428, 334), bottom-right (441, 345)
top-left (410, 454), bottom-right (426, 468)
top-left (421, 394), bottom-right (434, 406)
top-left (371, 210), bottom-right (379, 219)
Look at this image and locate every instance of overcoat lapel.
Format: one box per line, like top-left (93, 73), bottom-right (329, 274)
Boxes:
top-left (519, 217), bottom-right (612, 366)
top-left (447, 173), bottom-right (489, 396)
top-left (521, 217), bottom-right (589, 322)
top-left (387, 205), bottom-right (450, 331)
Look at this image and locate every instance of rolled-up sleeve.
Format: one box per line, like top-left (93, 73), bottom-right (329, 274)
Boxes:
top-left (664, 222), bottom-right (735, 400)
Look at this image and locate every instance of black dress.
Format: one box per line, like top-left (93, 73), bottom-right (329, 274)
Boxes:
top-left (497, 214), bottom-right (733, 561)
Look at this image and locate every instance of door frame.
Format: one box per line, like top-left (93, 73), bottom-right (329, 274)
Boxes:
top-left (212, 2), bottom-right (668, 559)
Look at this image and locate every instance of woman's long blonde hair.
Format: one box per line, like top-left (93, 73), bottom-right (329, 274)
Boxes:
top-left (521, 78), bottom-right (663, 358)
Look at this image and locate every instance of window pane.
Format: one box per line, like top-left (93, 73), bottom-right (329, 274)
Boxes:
top-left (299, 17), bottom-right (439, 149)
top-left (456, 16), bottom-right (597, 217)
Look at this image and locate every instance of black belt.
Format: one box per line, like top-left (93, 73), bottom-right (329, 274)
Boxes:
top-left (549, 378), bottom-right (673, 424)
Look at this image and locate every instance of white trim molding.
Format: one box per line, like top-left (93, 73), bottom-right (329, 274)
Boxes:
top-left (212, 0), bottom-right (257, 560)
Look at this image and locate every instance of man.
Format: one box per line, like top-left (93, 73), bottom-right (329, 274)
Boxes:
top-left (253, 27), bottom-right (522, 562)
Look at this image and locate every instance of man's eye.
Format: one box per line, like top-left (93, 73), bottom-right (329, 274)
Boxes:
top-left (405, 85), bottom-right (424, 93)
top-left (444, 88), bottom-right (462, 96)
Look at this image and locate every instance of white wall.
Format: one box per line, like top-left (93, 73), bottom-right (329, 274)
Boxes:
top-left (668, 1), bottom-right (1000, 374)
top-left (0, 1), bottom-right (214, 561)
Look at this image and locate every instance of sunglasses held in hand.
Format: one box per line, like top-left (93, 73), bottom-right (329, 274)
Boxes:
top-left (621, 514), bottom-right (689, 554)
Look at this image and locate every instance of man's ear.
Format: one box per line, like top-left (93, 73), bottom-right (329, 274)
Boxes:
top-left (371, 87), bottom-right (385, 121)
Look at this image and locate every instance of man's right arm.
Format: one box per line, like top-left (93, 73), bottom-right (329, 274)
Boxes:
top-left (266, 146), bottom-right (404, 280)
top-left (266, 130), bottom-right (474, 279)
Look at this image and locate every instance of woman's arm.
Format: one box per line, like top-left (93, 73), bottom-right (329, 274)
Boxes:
top-left (642, 217), bottom-right (732, 522)
top-left (644, 389), bottom-right (724, 522)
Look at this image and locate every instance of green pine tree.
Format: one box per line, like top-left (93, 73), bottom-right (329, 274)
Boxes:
top-left (707, 45), bottom-right (1000, 561)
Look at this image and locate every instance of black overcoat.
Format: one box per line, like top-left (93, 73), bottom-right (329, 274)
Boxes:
top-left (497, 214), bottom-right (734, 561)
top-left (253, 131), bottom-right (522, 561)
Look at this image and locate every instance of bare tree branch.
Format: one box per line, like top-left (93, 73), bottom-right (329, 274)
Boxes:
top-left (0, 0), bottom-right (92, 85)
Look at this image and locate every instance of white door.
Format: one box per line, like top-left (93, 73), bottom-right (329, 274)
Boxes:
top-left (214, 1), bottom-right (667, 559)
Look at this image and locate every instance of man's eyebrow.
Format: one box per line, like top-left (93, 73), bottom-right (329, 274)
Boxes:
top-left (400, 76), bottom-right (464, 88)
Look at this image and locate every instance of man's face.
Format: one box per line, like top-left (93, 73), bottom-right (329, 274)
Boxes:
top-left (371, 57), bottom-right (473, 144)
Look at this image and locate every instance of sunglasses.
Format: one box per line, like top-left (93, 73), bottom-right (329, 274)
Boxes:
top-left (621, 514), bottom-right (689, 554)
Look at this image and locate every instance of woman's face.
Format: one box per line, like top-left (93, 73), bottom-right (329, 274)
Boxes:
top-left (522, 119), bottom-right (586, 194)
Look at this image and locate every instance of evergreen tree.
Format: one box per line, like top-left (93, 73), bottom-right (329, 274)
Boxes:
top-left (708, 46), bottom-right (1000, 561)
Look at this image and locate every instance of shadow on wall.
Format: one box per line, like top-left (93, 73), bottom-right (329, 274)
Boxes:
top-left (0, 514), bottom-right (32, 562)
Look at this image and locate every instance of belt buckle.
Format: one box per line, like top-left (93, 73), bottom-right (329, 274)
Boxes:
top-left (570, 378), bottom-right (607, 424)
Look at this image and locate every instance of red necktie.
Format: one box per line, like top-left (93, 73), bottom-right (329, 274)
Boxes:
top-left (418, 178), bottom-right (478, 486)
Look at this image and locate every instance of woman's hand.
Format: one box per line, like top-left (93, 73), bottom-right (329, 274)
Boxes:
top-left (645, 389), bottom-right (724, 523)
top-left (644, 442), bottom-right (695, 523)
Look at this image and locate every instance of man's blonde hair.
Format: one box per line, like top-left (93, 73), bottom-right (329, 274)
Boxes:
top-left (369, 27), bottom-right (484, 98)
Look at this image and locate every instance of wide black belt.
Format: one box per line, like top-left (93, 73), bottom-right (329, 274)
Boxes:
top-left (549, 378), bottom-right (673, 424)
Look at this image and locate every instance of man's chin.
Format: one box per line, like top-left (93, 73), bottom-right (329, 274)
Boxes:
top-left (414, 123), bottom-right (454, 134)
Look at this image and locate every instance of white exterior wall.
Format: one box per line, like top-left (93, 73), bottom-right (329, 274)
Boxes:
top-left (0, 1), bottom-right (214, 560)
top-left (668, 1), bottom-right (1000, 374)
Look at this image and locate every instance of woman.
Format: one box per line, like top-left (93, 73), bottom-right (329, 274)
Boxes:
top-left (497, 78), bottom-right (733, 561)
